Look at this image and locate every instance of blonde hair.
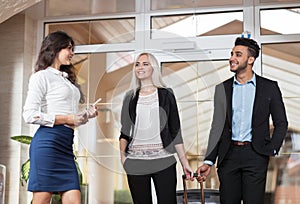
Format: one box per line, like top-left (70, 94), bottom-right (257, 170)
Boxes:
top-left (130, 52), bottom-right (166, 94)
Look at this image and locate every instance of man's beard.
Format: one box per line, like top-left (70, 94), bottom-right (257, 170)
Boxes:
top-left (231, 60), bottom-right (248, 74)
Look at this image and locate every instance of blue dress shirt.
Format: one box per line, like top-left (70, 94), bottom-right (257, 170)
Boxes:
top-left (204, 74), bottom-right (256, 166)
top-left (232, 74), bottom-right (256, 142)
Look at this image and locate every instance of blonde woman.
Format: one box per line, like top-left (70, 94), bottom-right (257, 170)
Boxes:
top-left (119, 52), bottom-right (193, 204)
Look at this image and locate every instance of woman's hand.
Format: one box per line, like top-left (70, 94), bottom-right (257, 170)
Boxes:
top-left (175, 143), bottom-right (194, 180)
top-left (65, 113), bottom-right (88, 127)
top-left (182, 163), bottom-right (194, 181)
top-left (119, 138), bottom-right (128, 166)
top-left (71, 113), bottom-right (89, 126)
top-left (86, 105), bottom-right (98, 119)
top-left (121, 153), bottom-right (127, 165)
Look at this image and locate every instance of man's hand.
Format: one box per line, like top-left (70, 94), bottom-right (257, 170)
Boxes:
top-left (196, 164), bottom-right (211, 183)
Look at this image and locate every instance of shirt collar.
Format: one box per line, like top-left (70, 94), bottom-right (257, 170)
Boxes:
top-left (47, 67), bottom-right (68, 78)
top-left (233, 73), bottom-right (256, 86)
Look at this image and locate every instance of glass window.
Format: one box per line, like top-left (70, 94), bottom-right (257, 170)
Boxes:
top-left (151, 0), bottom-right (242, 10)
top-left (260, 8), bottom-right (300, 35)
top-left (151, 12), bottom-right (243, 39)
top-left (161, 60), bottom-right (232, 191)
top-left (261, 42), bottom-right (300, 98)
top-left (72, 52), bottom-right (135, 102)
top-left (262, 42), bottom-right (300, 203)
top-left (73, 51), bottom-right (134, 203)
top-left (261, 41), bottom-right (300, 144)
top-left (46, 0), bottom-right (135, 16)
top-left (45, 18), bottom-right (135, 45)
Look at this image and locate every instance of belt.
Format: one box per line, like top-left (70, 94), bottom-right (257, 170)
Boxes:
top-left (231, 140), bottom-right (251, 146)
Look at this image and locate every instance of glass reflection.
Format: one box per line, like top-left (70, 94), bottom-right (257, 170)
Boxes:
top-left (261, 8), bottom-right (300, 35)
top-left (151, 0), bottom-right (242, 10)
top-left (45, 18), bottom-right (135, 45)
top-left (151, 12), bottom-right (243, 39)
top-left (46, 0), bottom-right (135, 16)
top-left (262, 42), bottom-right (300, 203)
top-left (73, 52), bottom-right (134, 203)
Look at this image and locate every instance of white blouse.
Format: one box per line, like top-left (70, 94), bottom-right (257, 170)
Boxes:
top-left (23, 67), bottom-right (81, 127)
top-left (128, 90), bottom-right (172, 160)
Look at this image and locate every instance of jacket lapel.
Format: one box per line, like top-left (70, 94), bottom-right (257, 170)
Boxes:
top-left (224, 78), bottom-right (234, 128)
top-left (129, 90), bottom-right (139, 124)
top-left (252, 75), bottom-right (264, 124)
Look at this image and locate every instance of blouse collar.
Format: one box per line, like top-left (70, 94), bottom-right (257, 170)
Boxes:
top-left (47, 67), bottom-right (68, 78)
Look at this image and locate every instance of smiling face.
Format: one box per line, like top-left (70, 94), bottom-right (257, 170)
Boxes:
top-left (229, 45), bottom-right (254, 75)
top-left (53, 43), bottom-right (74, 69)
top-left (134, 54), bottom-right (154, 84)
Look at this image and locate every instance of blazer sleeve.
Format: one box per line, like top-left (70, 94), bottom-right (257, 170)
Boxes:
top-left (204, 83), bottom-right (228, 164)
top-left (252, 79), bottom-right (288, 156)
top-left (167, 88), bottom-right (183, 145)
top-left (269, 81), bottom-right (288, 155)
top-left (119, 91), bottom-right (134, 142)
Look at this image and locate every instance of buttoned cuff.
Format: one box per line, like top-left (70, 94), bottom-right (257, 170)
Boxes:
top-left (31, 113), bottom-right (55, 127)
top-left (204, 160), bottom-right (214, 166)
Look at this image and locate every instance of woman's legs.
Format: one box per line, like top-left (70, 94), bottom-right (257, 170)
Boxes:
top-left (61, 189), bottom-right (81, 204)
top-left (124, 157), bottom-right (177, 204)
top-left (32, 190), bottom-right (81, 204)
top-left (32, 192), bottom-right (52, 204)
top-left (152, 163), bottom-right (177, 204)
top-left (127, 174), bottom-right (153, 204)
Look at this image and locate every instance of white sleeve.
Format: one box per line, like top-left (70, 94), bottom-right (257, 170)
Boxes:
top-left (23, 73), bottom-right (55, 127)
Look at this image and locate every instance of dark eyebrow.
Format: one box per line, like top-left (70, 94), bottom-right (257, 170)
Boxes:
top-left (233, 50), bottom-right (243, 55)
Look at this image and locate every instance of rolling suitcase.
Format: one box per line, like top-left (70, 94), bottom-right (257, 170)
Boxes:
top-left (179, 173), bottom-right (220, 204)
top-left (182, 173), bottom-right (204, 204)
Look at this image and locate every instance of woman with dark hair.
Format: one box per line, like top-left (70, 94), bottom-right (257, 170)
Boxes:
top-left (23, 31), bottom-right (98, 204)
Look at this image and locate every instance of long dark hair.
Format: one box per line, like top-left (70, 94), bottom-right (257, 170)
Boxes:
top-left (35, 31), bottom-right (85, 103)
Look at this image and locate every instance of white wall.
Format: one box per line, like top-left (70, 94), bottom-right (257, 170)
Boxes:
top-left (0, 13), bottom-right (37, 204)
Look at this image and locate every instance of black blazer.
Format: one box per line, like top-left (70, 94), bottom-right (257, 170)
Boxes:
top-left (119, 88), bottom-right (183, 154)
top-left (205, 74), bottom-right (288, 167)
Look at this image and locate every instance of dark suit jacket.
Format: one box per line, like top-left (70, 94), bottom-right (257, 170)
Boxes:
top-left (119, 88), bottom-right (183, 154)
top-left (205, 74), bottom-right (288, 167)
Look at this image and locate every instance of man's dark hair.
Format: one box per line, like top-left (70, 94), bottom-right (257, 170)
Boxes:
top-left (235, 37), bottom-right (260, 59)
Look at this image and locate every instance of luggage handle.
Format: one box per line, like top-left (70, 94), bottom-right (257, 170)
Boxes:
top-left (182, 173), bottom-right (204, 204)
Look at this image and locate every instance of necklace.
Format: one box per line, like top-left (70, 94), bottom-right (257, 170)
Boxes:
top-left (139, 86), bottom-right (157, 96)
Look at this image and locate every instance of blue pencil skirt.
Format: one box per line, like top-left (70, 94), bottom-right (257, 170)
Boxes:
top-left (28, 125), bottom-right (80, 192)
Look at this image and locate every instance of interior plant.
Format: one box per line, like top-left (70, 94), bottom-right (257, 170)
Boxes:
top-left (11, 135), bottom-right (84, 203)
top-left (114, 189), bottom-right (133, 204)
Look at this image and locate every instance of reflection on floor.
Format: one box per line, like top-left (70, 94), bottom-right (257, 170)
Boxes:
top-left (273, 131), bottom-right (300, 204)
